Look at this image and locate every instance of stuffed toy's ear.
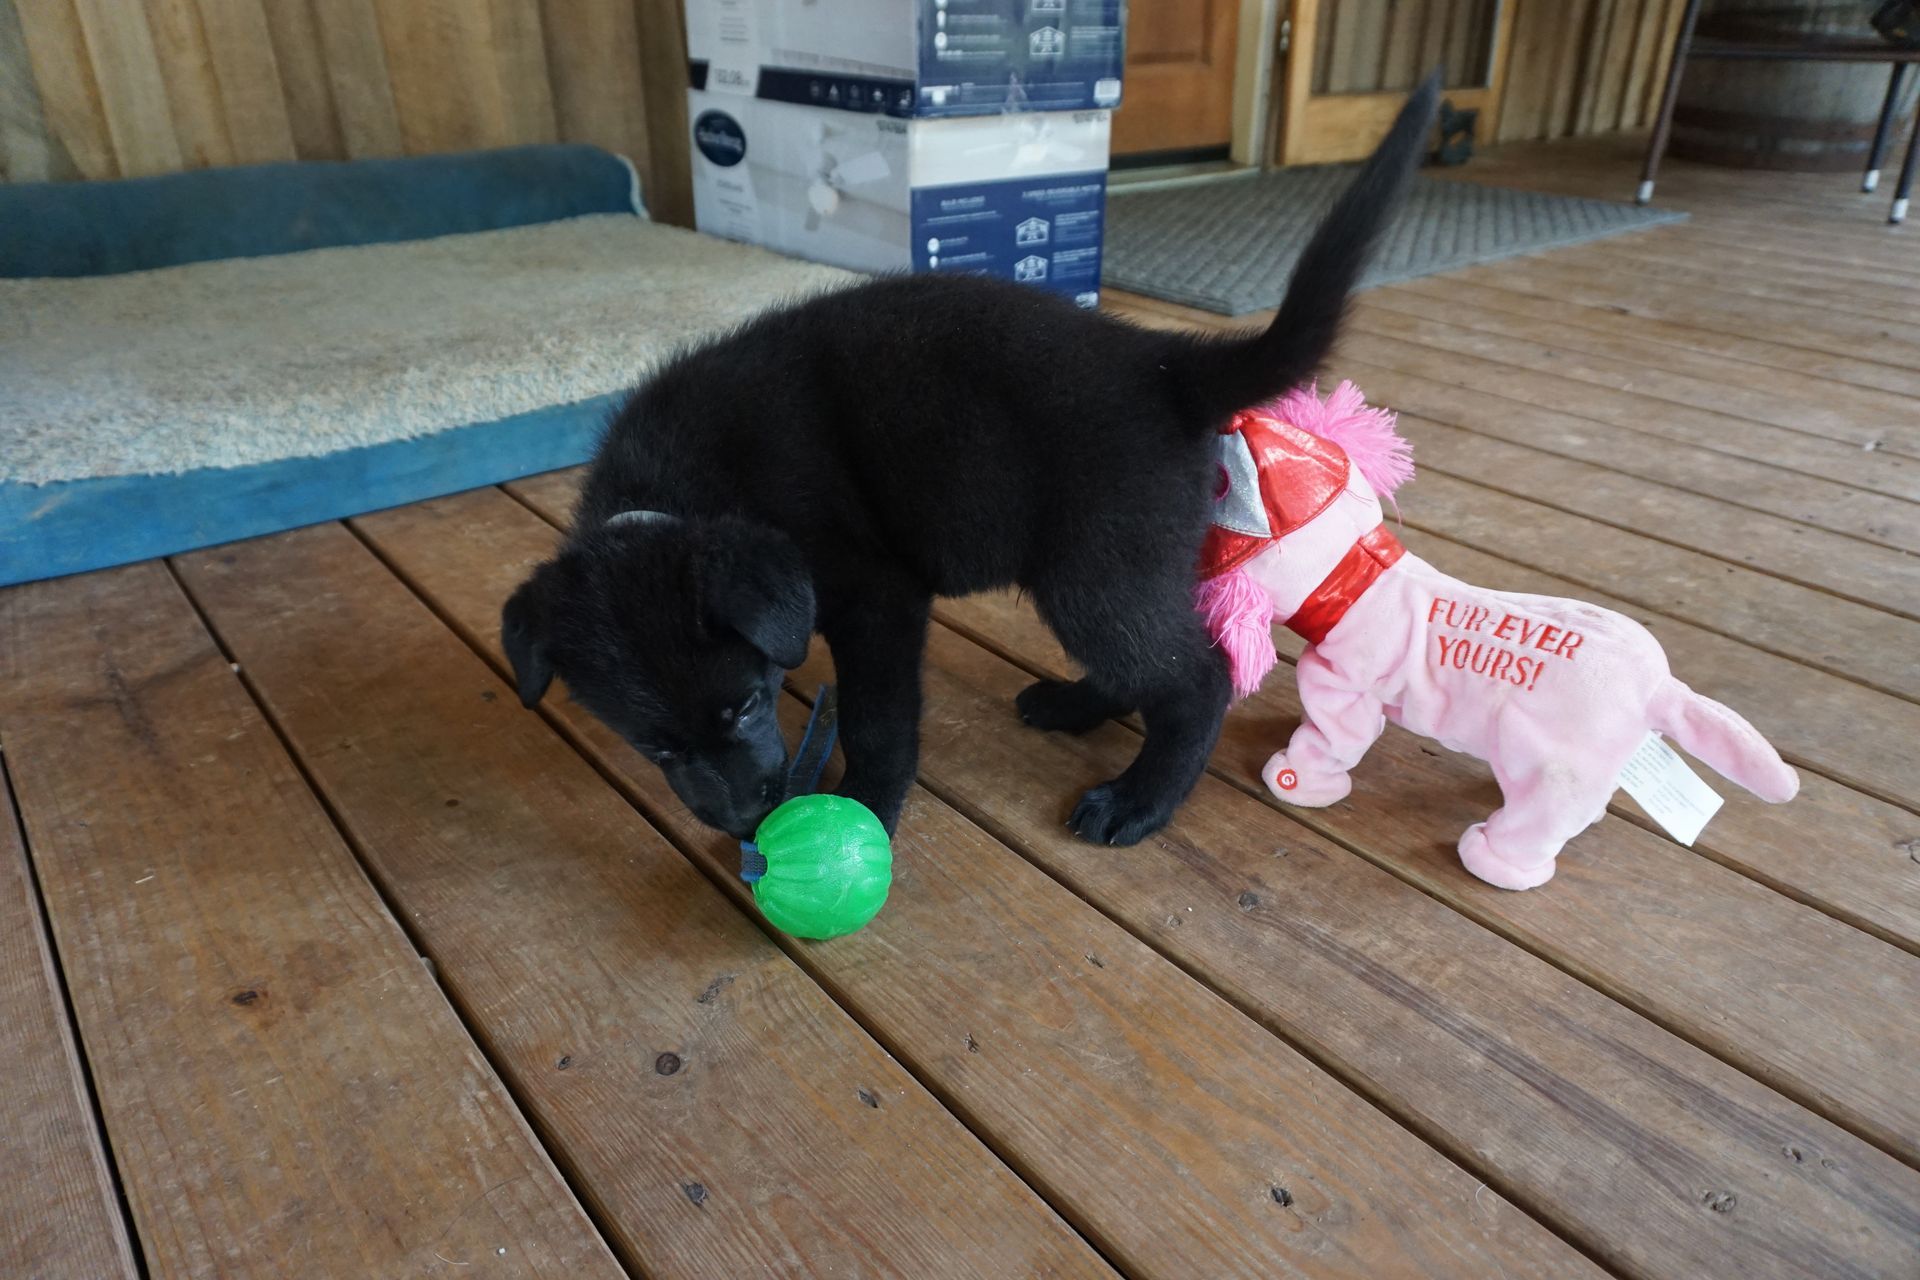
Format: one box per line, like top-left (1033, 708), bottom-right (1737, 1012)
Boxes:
top-left (501, 571), bottom-right (555, 707)
top-left (698, 519), bottom-right (816, 669)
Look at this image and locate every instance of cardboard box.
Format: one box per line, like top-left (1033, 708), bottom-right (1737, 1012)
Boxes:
top-left (691, 91), bottom-right (1110, 306)
top-left (686, 0), bottom-right (1124, 118)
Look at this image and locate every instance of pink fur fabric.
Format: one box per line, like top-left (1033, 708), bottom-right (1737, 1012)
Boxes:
top-left (1194, 567), bottom-right (1276, 700)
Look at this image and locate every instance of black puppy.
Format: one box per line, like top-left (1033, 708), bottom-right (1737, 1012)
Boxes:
top-left (503, 77), bottom-right (1439, 845)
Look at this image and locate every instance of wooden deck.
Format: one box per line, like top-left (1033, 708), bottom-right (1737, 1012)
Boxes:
top-left (4, 136), bottom-right (1918, 1279)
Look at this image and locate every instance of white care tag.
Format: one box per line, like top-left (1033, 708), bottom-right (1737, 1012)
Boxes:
top-left (1616, 731), bottom-right (1723, 846)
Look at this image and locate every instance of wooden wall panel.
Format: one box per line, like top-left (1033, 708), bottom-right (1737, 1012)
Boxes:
top-left (1308, 0), bottom-right (1688, 141)
top-left (0, 0), bottom-right (694, 224)
top-left (1495, 0), bottom-right (1690, 142)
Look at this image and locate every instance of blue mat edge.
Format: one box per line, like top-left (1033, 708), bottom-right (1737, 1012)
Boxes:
top-left (1, 391), bottom-right (622, 587)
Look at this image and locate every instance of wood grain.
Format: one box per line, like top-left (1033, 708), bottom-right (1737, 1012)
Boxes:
top-left (1337, 343), bottom-right (1920, 540)
top-left (838, 618), bottom-right (1920, 1280)
top-left (940, 588), bottom-right (1920, 1165)
top-left (1382, 416), bottom-right (1920, 613)
top-left (0, 0), bottom-right (79, 179)
top-left (0, 562), bottom-right (621, 1278)
top-left (1344, 304), bottom-right (1920, 500)
top-left (1373, 276), bottom-right (1920, 458)
top-left (5, 0), bottom-right (689, 228)
top-left (355, 482), bottom-right (1603, 1280)
top-left (0, 769), bottom-right (139, 1278)
top-left (194, 0), bottom-right (298, 163)
top-left (258, 0), bottom-right (345, 160)
top-left (1433, 259), bottom-right (1920, 403)
top-left (173, 522), bottom-right (1113, 1280)
top-left (311, 0), bottom-right (402, 156)
top-left (70, 0), bottom-right (180, 175)
top-left (141, 0), bottom-right (240, 170)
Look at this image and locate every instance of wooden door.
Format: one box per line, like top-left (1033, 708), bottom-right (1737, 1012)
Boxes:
top-left (1111, 0), bottom-right (1243, 159)
top-left (1278, 0), bottom-right (1517, 164)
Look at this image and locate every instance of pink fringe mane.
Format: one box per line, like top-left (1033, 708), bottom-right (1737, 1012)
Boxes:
top-left (1267, 379), bottom-right (1413, 502)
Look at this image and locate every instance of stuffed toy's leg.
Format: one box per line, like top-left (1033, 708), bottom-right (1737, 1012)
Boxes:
top-left (1456, 755), bottom-right (1610, 891)
top-left (1262, 650), bottom-right (1385, 808)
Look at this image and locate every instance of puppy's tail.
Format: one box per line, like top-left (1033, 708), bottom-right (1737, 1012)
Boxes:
top-left (1175, 72), bottom-right (1440, 423)
top-left (1649, 678), bottom-right (1800, 803)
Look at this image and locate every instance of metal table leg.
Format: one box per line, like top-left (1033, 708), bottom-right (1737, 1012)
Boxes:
top-left (1866, 63), bottom-right (1910, 193)
top-left (1638, 0), bottom-right (1706, 205)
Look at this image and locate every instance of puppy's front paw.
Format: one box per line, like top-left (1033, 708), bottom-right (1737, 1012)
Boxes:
top-left (1017, 678), bottom-right (1125, 735)
top-left (1068, 780), bottom-right (1174, 847)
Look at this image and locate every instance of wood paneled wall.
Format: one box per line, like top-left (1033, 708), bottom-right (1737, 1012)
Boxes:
top-left (1307, 0), bottom-right (1689, 143)
top-left (0, 0), bottom-right (694, 224)
top-left (1314, 0), bottom-right (1499, 95)
top-left (1495, 0), bottom-right (1689, 141)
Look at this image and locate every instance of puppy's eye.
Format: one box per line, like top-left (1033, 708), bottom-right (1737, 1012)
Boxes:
top-left (646, 746), bottom-right (679, 765)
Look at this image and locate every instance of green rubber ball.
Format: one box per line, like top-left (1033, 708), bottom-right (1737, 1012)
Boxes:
top-left (749, 794), bottom-right (892, 939)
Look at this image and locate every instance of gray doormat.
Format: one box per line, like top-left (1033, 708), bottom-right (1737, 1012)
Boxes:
top-left (1102, 168), bottom-right (1686, 315)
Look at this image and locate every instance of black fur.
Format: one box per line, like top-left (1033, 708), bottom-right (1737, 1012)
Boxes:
top-left (504, 76), bottom-right (1439, 844)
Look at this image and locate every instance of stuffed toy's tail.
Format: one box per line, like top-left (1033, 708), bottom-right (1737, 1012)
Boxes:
top-left (1649, 678), bottom-right (1799, 803)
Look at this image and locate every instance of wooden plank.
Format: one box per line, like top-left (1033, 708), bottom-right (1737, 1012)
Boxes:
top-left (1543, 0), bottom-right (1590, 137)
top-left (934, 589), bottom-right (1920, 1166)
top-left (1554, 240), bottom-right (1920, 327)
top-left (1378, 0), bottom-right (1424, 90)
top-left (1332, 342), bottom-right (1920, 546)
top-left (1375, 277), bottom-right (1920, 459)
top-left (9, 0), bottom-right (115, 177)
top-left (71, 0), bottom-right (182, 175)
top-left (257, 0), bottom-right (344, 159)
top-left (1334, 322), bottom-right (1920, 505)
top-left (540, 0), bottom-right (651, 172)
top-left (173, 523), bottom-right (1113, 1280)
top-left (311, 0), bottom-right (402, 156)
top-left (195, 0), bottom-right (298, 163)
top-left (872, 619), bottom-right (1920, 1278)
top-left (140, 0), bottom-right (238, 170)
top-left (633, 0), bottom-right (691, 226)
top-left (0, 770), bottom-right (139, 1278)
top-left (356, 484), bottom-right (1602, 1280)
top-left (1578, 224), bottom-right (1920, 306)
top-left (1385, 410), bottom-right (1920, 617)
top-left (0, 0), bottom-right (79, 181)
top-left (1616, 0), bottom-right (1667, 130)
top-left (368, 0), bottom-right (492, 153)
top-left (1401, 468), bottom-right (1920, 704)
top-left (0, 563), bottom-right (620, 1278)
top-left (484, 0), bottom-right (557, 145)
top-left (1423, 261), bottom-right (1920, 403)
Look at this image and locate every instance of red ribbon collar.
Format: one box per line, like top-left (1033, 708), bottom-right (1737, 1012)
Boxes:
top-left (1284, 524), bottom-right (1405, 644)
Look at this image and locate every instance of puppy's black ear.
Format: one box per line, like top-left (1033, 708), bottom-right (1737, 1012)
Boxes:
top-left (501, 570), bottom-right (555, 707)
top-left (699, 519), bottom-right (816, 669)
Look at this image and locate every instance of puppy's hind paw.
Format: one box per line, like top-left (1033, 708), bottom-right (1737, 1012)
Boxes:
top-left (1016, 678), bottom-right (1127, 735)
top-left (1068, 780), bottom-right (1174, 847)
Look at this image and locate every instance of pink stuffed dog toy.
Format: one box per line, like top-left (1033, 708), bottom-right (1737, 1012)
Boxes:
top-left (1195, 382), bottom-right (1798, 890)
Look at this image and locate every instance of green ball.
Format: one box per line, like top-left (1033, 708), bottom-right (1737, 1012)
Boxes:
top-left (749, 795), bottom-right (892, 939)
